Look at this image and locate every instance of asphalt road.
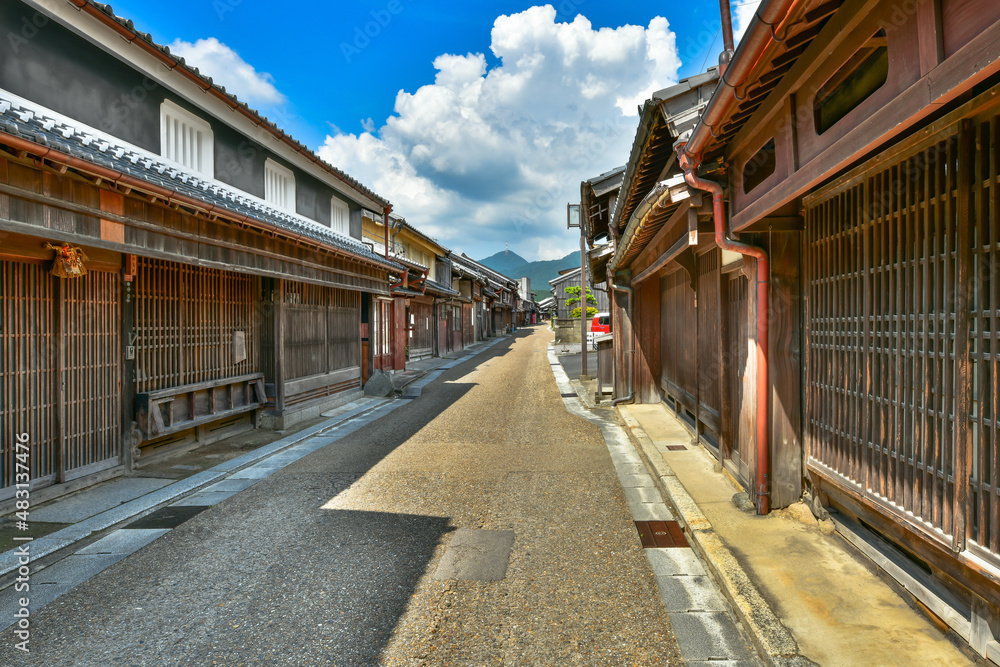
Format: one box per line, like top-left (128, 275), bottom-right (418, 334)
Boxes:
top-left (6, 327), bottom-right (680, 665)
top-left (557, 351), bottom-right (598, 380)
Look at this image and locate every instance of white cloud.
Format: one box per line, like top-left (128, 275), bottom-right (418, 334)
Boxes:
top-left (168, 38), bottom-right (287, 107)
top-left (318, 5), bottom-right (681, 262)
top-left (733, 2), bottom-right (762, 42)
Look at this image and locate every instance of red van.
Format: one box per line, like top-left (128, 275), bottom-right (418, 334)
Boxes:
top-left (591, 312), bottom-right (610, 335)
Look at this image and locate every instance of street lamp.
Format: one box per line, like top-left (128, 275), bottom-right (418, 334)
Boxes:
top-left (567, 203), bottom-right (589, 381)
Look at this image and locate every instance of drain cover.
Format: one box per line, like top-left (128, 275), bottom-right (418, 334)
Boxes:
top-left (124, 505), bottom-right (209, 530)
top-left (666, 445), bottom-right (688, 452)
top-left (635, 520), bottom-right (689, 548)
top-left (560, 393), bottom-right (576, 398)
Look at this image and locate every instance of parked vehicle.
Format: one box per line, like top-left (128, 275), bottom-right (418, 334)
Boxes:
top-left (591, 312), bottom-right (610, 335)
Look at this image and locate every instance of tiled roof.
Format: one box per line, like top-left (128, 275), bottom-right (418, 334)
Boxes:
top-left (72, 0), bottom-right (388, 209)
top-left (452, 253), bottom-right (518, 287)
top-left (0, 92), bottom-right (404, 273)
top-left (424, 279), bottom-right (460, 296)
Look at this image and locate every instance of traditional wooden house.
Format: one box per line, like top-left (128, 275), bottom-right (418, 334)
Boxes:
top-left (548, 267), bottom-right (611, 320)
top-left (450, 253), bottom-right (519, 337)
top-left (607, 0), bottom-right (1000, 657)
top-left (360, 212), bottom-right (454, 365)
top-left (581, 166), bottom-right (625, 288)
top-left (0, 0), bottom-right (405, 502)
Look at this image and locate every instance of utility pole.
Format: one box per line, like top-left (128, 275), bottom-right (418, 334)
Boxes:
top-left (567, 202), bottom-right (589, 381)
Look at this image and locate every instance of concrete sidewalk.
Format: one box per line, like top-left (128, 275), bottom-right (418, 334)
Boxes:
top-left (618, 402), bottom-right (973, 666)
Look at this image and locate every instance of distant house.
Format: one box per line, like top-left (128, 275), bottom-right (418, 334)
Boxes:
top-left (548, 267), bottom-right (609, 320)
top-left (0, 0), bottom-right (405, 501)
top-left (360, 212), bottom-right (456, 367)
top-left (450, 253), bottom-right (520, 339)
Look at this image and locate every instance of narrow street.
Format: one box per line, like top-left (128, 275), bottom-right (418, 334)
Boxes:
top-left (2, 327), bottom-right (708, 665)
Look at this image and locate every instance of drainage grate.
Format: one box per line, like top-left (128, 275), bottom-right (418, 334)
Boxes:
top-left (124, 505), bottom-right (209, 530)
top-left (666, 445), bottom-right (688, 452)
top-left (635, 520), bottom-right (689, 548)
top-left (560, 393), bottom-right (576, 398)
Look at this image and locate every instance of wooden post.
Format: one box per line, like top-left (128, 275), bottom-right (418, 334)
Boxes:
top-left (55, 277), bottom-right (66, 484)
top-left (122, 255), bottom-right (137, 471)
top-left (953, 120), bottom-right (973, 552)
top-left (274, 279), bottom-right (286, 413)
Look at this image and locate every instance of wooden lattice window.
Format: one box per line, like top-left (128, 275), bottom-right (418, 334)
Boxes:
top-left (814, 31), bottom-right (889, 135)
top-left (135, 258), bottom-right (260, 393)
top-left (160, 99), bottom-right (213, 177)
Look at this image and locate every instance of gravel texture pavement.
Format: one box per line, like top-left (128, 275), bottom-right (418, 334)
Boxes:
top-left (3, 327), bottom-right (681, 665)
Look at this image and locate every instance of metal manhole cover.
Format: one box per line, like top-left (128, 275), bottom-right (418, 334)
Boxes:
top-left (635, 520), bottom-right (689, 548)
top-left (124, 505), bottom-right (209, 530)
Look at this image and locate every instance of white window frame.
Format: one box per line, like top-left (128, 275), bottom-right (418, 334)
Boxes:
top-left (331, 196), bottom-right (350, 236)
top-left (264, 158), bottom-right (296, 213)
top-left (160, 99), bottom-right (214, 177)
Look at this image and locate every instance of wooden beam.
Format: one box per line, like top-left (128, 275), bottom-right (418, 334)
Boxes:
top-left (726, 0), bottom-right (884, 159)
top-left (274, 280), bottom-right (286, 413)
top-left (741, 215), bottom-right (805, 232)
top-left (953, 120), bottom-right (973, 553)
top-left (631, 199), bottom-right (691, 274)
top-left (631, 231), bottom-right (691, 285)
top-left (733, 17), bottom-right (1000, 232)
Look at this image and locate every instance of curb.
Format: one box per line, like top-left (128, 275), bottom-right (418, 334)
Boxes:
top-left (616, 407), bottom-right (812, 667)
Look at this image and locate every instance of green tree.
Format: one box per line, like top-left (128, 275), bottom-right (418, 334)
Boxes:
top-left (564, 285), bottom-right (597, 319)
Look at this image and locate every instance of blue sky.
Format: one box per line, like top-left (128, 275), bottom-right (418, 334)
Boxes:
top-left (100, 1), bottom-right (759, 262)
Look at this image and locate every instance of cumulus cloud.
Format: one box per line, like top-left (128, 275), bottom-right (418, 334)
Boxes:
top-left (733, 1), bottom-right (762, 42)
top-left (168, 38), bottom-right (287, 107)
top-left (319, 5), bottom-right (681, 261)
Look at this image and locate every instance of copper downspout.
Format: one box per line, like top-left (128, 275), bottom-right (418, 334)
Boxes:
top-left (0, 132), bottom-right (398, 272)
top-left (382, 205), bottom-right (392, 259)
top-left (718, 0), bottom-right (735, 76)
top-left (678, 148), bottom-right (770, 515)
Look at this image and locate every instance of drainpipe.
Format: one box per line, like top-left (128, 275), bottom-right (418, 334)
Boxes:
top-left (382, 205), bottom-right (392, 259)
top-left (678, 147), bottom-right (771, 515)
top-left (718, 0), bottom-right (735, 76)
top-left (611, 282), bottom-right (634, 407)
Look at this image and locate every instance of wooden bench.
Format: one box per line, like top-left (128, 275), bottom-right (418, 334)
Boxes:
top-left (135, 373), bottom-right (266, 440)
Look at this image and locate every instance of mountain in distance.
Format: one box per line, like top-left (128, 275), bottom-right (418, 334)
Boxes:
top-left (477, 250), bottom-right (529, 277)
top-left (478, 250), bottom-right (579, 298)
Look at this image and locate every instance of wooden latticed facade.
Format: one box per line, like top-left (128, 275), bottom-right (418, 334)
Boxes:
top-left (0, 0), bottom-right (404, 500)
top-left (1, 261), bottom-right (121, 499)
top-left (599, 1), bottom-right (1000, 653)
top-left (135, 258), bottom-right (261, 394)
top-left (804, 108), bottom-right (1000, 570)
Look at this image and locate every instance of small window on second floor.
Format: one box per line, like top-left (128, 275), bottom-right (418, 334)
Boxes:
top-left (331, 196), bottom-right (349, 235)
top-left (743, 139), bottom-right (777, 194)
top-left (265, 159), bottom-right (295, 212)
top-left (814, 31), bottom-right (889, 135)
top-left (160, 100), bottom-right (213, 177)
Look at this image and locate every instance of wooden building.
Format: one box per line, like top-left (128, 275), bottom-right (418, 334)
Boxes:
top-left (0, 0), bottom-right (405, 502)
top-left (548, 267), bottom-right (611, 320)
top-left (360, 212), bottom-right (455, 366)
top-left (603, 0), bottom-right (1000, 657)
top-left (449, 252), bottom-right (519, 340)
